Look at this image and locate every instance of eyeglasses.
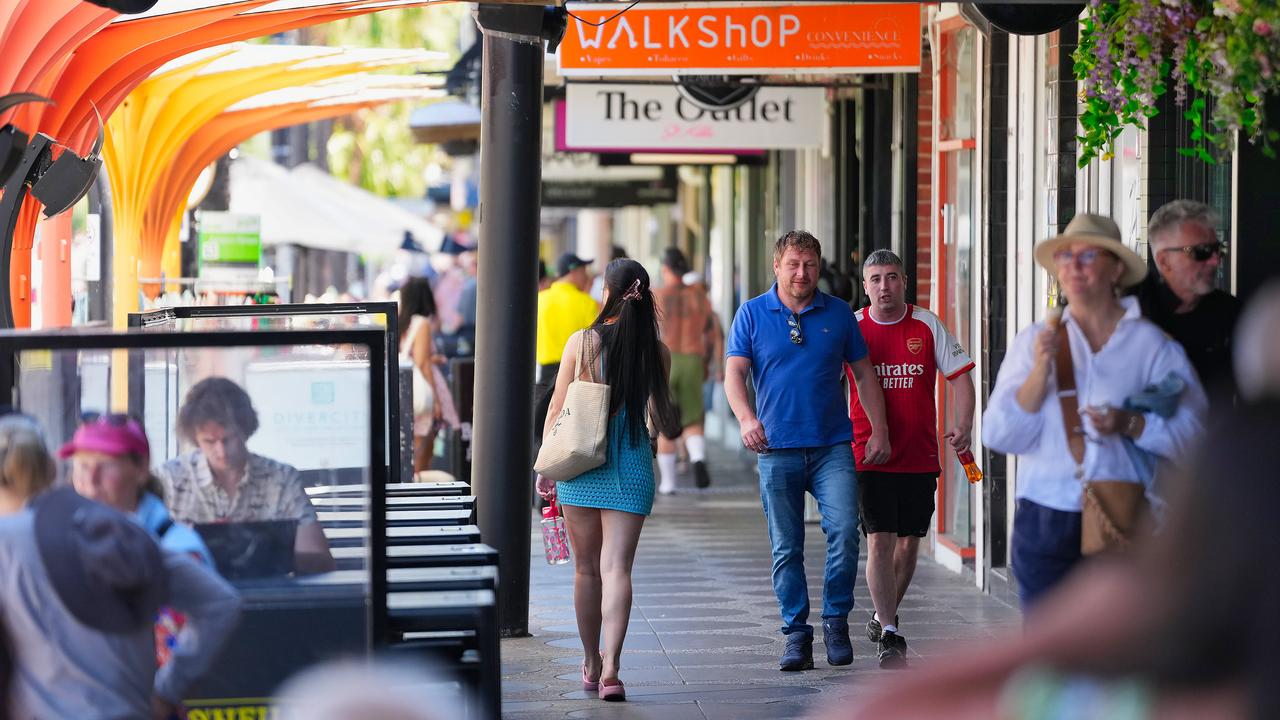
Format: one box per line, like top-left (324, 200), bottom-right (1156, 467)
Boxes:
top-left (80, 412), bottom-right (133, 427)
top-left (787, 313), bottom-right (803, 345)
top-left (1160, 242), bottom-right (1226, 262)
top-left (1052, 248), bottom-right (1109, 267)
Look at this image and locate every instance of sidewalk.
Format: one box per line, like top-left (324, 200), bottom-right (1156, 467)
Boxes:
top-left (501, 445), bottom-right (1022, 719)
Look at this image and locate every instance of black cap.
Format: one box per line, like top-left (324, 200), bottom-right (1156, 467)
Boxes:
top-left (556, 252), bottom-right (591, 278)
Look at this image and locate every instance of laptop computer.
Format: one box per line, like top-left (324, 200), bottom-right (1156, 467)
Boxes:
top-left (194, 520), bottom-right (298, 580)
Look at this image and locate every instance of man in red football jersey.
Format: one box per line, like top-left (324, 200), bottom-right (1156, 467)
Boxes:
top-left (845, 249), bottom-right (976, 669)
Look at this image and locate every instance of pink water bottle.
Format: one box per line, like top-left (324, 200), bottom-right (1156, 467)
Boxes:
top-left (541, 501), bottom-right (571, 565)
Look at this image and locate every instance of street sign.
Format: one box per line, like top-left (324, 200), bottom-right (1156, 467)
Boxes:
top-left (563, 83), bottom-right (826, 151)
top-left (197, 211), bottom-right (261, 283)
top-left (558, 2), bottom-right (922, 76)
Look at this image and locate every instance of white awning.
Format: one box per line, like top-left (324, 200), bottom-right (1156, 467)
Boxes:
top-left (229, 156), bottom-right (441, 257)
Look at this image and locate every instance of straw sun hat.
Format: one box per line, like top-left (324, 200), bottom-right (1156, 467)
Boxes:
top-left (1033, 213), bottom-right (1147, 288)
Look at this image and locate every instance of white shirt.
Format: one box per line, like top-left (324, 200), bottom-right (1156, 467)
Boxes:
top-left (982, 296), bottom-right (1206, 512)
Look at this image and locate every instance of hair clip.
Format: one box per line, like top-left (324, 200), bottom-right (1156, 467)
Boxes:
top-left (621, 279), bottom-right (643, 302)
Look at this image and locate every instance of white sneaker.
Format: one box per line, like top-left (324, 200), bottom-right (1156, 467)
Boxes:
top-left (658, 482), bottom-right (677, 495)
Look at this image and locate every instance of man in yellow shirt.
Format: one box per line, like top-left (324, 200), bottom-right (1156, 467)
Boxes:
top-left (533, 253), bottom-right (599, 439)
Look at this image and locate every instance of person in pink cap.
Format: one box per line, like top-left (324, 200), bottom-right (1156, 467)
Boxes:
top-left (61, 413), bottom-right (212, 566)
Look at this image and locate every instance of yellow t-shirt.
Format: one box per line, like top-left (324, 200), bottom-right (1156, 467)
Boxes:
top-left (536, 280), bottom-right (600, 365)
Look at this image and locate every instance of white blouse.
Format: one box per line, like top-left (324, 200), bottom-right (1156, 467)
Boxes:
top-left (982, 296), bottom-right (1207, 512)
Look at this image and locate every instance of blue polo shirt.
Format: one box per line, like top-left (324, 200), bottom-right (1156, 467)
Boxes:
top-left (726, 284), bottom-right (867, 449)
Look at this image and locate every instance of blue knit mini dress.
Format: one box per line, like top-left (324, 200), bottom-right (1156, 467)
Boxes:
top-left (555, 406), bottom-right (655, 516)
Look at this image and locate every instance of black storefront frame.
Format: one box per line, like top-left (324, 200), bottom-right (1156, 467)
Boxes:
top-left (127, 302), bottom-right (403, 485)
top-left (0, 326), bottom-right (391, 648)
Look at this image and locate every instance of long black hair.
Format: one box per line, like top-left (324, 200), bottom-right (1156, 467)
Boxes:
top-left (589, 258), bottom-right (679, 444)
top-left (398, 276), bottom-right (437, 341)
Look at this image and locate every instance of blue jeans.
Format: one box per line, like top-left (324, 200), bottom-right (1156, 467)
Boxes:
top-left (757, 443), bottom-right (859, 637)
top-left (1011, 499), bottom-right (1083, 612)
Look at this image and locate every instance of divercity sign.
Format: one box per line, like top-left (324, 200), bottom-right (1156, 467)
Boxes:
top-left (564, 83), bottom-right (826, 150)
top-left (558, 2), bottom-right (922, 76)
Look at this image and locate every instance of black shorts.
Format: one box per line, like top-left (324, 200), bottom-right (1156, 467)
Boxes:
top-left (857, 471), bottom-right (938, 538)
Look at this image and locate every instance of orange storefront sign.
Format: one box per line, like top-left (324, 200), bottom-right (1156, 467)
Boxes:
top-left (558, 2), bottom-right (922, 76)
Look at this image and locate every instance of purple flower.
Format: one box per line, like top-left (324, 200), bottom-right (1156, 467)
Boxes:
top-left (1254, 18), bottom-right (1272, 36)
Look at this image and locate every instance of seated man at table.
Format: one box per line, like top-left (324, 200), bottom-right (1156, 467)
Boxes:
top-left (156, 377), bottom-right (335, 574)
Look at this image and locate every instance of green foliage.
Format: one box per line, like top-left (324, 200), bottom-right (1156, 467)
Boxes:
top-left (313, 5), bottom-right (467, 198)
top-left (1075, 0), bottom-right (1280, 166)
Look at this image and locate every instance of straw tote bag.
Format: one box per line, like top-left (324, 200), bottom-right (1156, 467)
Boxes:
top-left (534, 331), bottom-right (611, 481)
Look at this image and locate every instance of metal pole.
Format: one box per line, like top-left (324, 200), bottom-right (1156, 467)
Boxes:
top-left (472, 3), bottom-right (563, 638)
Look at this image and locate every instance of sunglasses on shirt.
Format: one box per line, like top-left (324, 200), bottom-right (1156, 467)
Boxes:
top-left (1160, 242), bottom-right (1226, 262)
top-left (787, 313), bottom-right (803, 345)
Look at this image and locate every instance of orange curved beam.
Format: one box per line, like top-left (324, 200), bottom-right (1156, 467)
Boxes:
top-left (106, 48), bottom-right (421, 305)
top-left (151, 96), bottom-right (429, 286)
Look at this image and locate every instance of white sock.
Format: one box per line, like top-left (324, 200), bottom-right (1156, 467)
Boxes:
top-left (883, 624), bottom-right (898, 634)
top-left (658, 453), bottom-right (678, 489)
top-left (686, 435), bottom-right (706, 463)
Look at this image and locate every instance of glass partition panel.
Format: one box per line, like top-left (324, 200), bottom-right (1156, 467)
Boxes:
top-left (130, 304), bottom-right (410, 484)
top-left (1, 327), bottom-right (388, 703)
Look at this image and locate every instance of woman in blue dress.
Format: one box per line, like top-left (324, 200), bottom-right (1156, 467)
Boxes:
top-left (537, 258), bottom-right (680, 702)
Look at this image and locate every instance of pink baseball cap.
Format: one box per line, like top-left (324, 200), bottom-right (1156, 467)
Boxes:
top-left (57, 415), bottom-right (150, 459)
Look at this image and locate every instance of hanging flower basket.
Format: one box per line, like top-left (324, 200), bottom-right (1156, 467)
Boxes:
top-left (1075, 0), bottom-right (1280, 166)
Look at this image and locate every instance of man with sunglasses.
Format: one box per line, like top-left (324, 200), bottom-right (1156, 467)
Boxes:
top-left (1133, 200), bottom-right (1242, 404)
top-left (725, 230), bottom-right (889, 672)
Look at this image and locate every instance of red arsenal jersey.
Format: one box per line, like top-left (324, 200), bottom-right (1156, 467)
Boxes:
top-left (846, 304), bottom-right (974, 473)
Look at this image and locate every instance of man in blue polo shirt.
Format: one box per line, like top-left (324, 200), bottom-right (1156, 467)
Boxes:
top-left (725, 230), bottom-right (890, 671)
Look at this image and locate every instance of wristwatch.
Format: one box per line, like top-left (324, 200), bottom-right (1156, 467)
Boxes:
top-left (1125, 412), bottom-right (1142, 437)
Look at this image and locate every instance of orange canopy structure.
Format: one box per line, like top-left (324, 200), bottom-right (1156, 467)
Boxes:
top-left (102, 43), bottom-right (444, 323)
top-left (0, 0), bottom-right (455, 328)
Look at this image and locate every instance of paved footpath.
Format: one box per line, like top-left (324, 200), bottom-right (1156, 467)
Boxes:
top-left (501, 450), bottom-right (1021, 719)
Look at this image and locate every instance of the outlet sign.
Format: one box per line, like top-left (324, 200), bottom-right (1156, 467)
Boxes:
top-left (564, 83), bottom-right (827, 151)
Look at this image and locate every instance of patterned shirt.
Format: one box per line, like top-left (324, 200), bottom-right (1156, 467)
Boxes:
top-left (156, 451), bottom-right (319, 525)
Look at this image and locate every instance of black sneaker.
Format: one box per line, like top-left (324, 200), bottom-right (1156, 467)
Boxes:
top-left (778, 632), bottom-right (814, 671)
top-left (693, 460), bottom-right (711, 488)
top-left (822, 619), bottom-right (853, 666)
top-left (865, 613), bottom-right (898, 643)
top-left (877, 630), bottom-right (908, 669)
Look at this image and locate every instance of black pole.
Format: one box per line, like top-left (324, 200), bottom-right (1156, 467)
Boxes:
top-left (472, 3), bottom-right (563, 638)
top-left (0, 134), bottom-right (53, 330)
top-left (87, 171), bottom-right (114, 325)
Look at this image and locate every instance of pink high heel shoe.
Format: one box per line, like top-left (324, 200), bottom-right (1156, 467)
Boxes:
top-left (599, 678), bottom-right (625, 702)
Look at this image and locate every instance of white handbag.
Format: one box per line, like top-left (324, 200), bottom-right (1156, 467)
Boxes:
top-left (534, 331), bottom-right (610, 481)
top-left (404, 316), bottom-right (435, 419)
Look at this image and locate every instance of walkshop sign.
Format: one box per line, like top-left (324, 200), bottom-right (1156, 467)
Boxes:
top-left (558, 2), bottom-right (922, 76)
top-left (563, 83), bottom-right (826, 151)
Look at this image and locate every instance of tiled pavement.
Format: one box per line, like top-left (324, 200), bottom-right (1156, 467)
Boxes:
top-left (501, 449), bottom-right (1022, 719)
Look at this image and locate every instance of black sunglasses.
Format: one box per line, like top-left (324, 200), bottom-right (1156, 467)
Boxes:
top-left (787, 313), bottom-right (803, 345)
top-left (1162, 242), bottom-right (1226, 262)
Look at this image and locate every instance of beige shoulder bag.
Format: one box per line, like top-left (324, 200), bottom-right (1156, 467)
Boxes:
top-left (534, 331), bottom-right (611, 481)
top-left (1054, 333), bottom-right (1148, 555)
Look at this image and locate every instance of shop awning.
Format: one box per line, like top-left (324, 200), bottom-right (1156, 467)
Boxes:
top-left (229, 156), bottom-right (441, 258)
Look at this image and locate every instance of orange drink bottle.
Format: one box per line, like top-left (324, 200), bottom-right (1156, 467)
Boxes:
top-left (957, 448), bottom-right (983, 484)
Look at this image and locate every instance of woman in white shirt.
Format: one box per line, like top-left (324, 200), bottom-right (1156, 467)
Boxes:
top-left (983, 214), bottom-right (1206, 610)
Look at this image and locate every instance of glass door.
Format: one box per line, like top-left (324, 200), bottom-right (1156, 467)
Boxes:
top-left (935, 20), bottom-right (978, 556)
